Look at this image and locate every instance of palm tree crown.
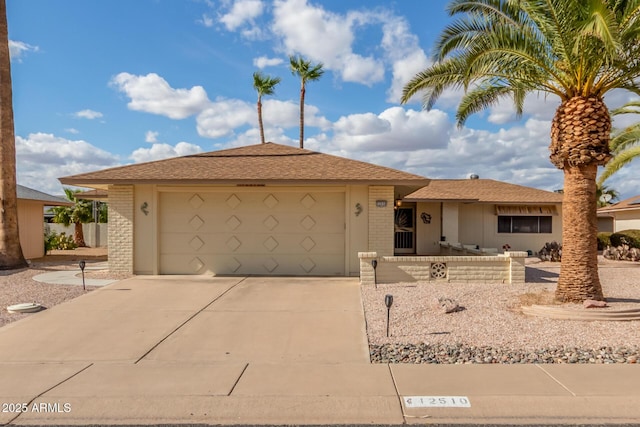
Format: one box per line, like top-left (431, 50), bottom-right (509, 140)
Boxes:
top-left (50, 188), bottom-right (94, 247)
top-left (402, 0), bottom-right (640, 303)
top-left (289, 55), bottom-right (324, 148)
top-left (253, 71), bottom-right (281, 144)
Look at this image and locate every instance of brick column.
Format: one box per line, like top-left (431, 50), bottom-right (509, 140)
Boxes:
top-left (368, 186), bottom-right (394, 256)
top-left (108, 185), bottom-right (134, 273)
top-left (506, 251), bottom-right (528, 284)
top-left (358, 252), bottom-right (378, 285)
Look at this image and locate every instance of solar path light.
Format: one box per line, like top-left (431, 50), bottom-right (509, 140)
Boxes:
top-left (79, 260), bottom-right (86, 291)
top-left (371, 259), bottom-right (378, 288)
top-left (385, 294), bottom-right (393, 337)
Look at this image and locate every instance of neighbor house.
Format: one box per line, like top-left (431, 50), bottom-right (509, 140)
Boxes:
top-left (17, 185), bottom-right (72, 259)
top-left (59, 143), bottom-right (563, 276)
top-left (597, 195), bottom-right (640, 233)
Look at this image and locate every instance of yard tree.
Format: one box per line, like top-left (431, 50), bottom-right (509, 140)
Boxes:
top-left (50, 188), bottom-right (94, 247)
top-left (401, 0), bottom-right (640, 303)
top-left (0, 0), bottom-right (27, 270)
top-left (289, 55), bottom-right (324, 149)
top-left (597, 101), bottom-right (640, 186)
top-left (253, 71), bottom-right (281, 144)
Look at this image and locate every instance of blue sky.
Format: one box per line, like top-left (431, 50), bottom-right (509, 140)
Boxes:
top-left (7, 0), bottom-right (640, 200)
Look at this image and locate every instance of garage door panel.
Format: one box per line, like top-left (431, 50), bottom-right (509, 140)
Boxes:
top-left (159, 190), bottom-right (345, 275)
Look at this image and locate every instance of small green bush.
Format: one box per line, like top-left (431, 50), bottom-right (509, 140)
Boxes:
top-left (597, 232), bottom-right (612, 250)
top-left (610, 229), bottom-right (640, 249)
top-left (44, 231), bottom-right (77, 252)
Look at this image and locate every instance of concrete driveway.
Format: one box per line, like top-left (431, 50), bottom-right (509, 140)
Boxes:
top-left (0, 276), bottom-right (369, 364)
top-left (3, 275), bottom-right (640, 425)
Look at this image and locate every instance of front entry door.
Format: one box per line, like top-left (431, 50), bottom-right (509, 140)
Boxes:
top-left (394, 206), bottom-right (415, 254)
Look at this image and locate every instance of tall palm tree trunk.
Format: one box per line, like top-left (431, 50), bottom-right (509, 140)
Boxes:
top-left (551, 96), bottom-right (610, 302)
top-left (257, 97), bottom-right (265, 144)
top-left (299, 84), bottom-right (305, 148)
top-left (0, 0), bottom-right (27, 270)
top-left (74, 221), bottom-right (86, 247)
top-left (555, 164), bottom-right (603, 302)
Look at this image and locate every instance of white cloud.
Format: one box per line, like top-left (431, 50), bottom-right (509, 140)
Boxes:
top-left (331, 107), bottom-right (451, 151)
top-left (196, 98), bottom-right (255, 138)
top-left (110, 72), bottom-right (211, 120)
top-left (271, 0), bottom-right (384, 85)
top-left (15, 133), bottom-right (120, 194)
top-left (145, 130), bottom-right (159, 143)
top-left (9, 40), bottom-right (39, 61)
top-left (219, 0), bottom-right (264, 31)
top-left (197, 13), bottom-right (214, 27)
top-left (253, 55), bottom-right (284, 68)
top-left (130, 142), bottom-right (203, 163)
top-left (65, 128), bottom-right (80, 134)
top-left (74, 109), bottom-right (103, 120)
top-left (379, 15), bottom-right (430, 103)
top-left (196, 97), bottom-right (330, 139)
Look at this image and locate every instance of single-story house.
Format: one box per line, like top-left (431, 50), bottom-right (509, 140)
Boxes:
top-left (60, 142), bottom-right (429, 275)
top-left (17, 185), bottom-right (72, 259)
top-left (59, 142), bottom-right (562, 276)
top-left (402, 178), bottom-right (564, 255)
top-left (597, 195), bottom-right (640, 233)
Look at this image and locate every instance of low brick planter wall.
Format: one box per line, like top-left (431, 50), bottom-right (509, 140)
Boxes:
top-left (359, 251), bottom-right (527, 285)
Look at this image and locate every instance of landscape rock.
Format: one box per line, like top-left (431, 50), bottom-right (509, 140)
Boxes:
top-left (433, 297), bottom-right (461, 314)
top-left (583, 299), bottom-right (609, 308)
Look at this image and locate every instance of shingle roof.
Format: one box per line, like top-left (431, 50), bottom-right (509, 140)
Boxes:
top-left (59, 142), bottom-right (430, 187)
top-left (404, 179), bottom-right (563, 204)
top-left (17, 185), bottom-right (72, 205)
top-left (598, 195), bottom-right (640, 213)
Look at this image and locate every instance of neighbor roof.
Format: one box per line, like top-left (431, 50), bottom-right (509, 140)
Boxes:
top-left (17, 185), bottom-right (72, 205)
top-left (598, 195), bottom-right (640, 214)
top-left (404, 179), bottom-right (564, 204)
top-left (59, 142), bottom-right (430, 188)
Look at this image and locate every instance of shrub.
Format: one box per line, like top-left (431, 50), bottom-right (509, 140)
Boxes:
top-left (609, 229), bottom-right (640, 249)
top-left (597, 232), bottom-right (612, 250)
top-left (44, 231), bottom-right (77, 252)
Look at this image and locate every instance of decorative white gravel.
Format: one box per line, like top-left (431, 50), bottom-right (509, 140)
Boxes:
top-left (361, 257), bottom-right (640, 351)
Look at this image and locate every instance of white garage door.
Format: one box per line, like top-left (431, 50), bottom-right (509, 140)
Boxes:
top-left (158, 189), bottom-right (345, 275)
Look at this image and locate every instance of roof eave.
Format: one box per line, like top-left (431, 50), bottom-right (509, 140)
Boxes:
top-left (59, 178), bottom-right (431, 187)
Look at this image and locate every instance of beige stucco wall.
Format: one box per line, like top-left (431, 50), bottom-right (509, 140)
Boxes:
top-left (368, 186), bottom-right (394, 256)
top-left (456, 203), bottom-right (563, 253)
top-left (108, 185), bottom-right (134, 272)
top-left (416, 202), bottom-right (441, 254)
top-left (612, 210), bottom-right (640, 232)
top-left (17, 200), bottom-right (44, 259)
top-left (442, 202), bottom-right (459, 244)
top-left (134, 185), bottom-right (157, 274)
top-left (346, 185), bottom-right (369, 276)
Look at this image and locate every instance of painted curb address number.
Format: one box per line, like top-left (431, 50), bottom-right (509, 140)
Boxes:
top-left (403, 396), bottom-right (471, 408)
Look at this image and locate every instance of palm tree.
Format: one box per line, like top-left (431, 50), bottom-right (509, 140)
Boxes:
top-left (596, 184), bottom-right (619, 207)
top-left (0, 0), bottom-right (27, 270)
top-left (597, 101), bottom-right (640, 186)
top-left (253, 71), bottom-right (281, 144)
top-left (50, 188), bottom-right (93, 247)
top-left (402, 0), bottom-right (640, 303)
top-left (289, 55), bottom-right (324, 148)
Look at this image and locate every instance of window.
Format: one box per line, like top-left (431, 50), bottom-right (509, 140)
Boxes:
top-left (498, 216), bottom-right (552, 233)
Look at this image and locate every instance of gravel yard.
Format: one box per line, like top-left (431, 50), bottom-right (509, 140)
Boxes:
top-left (362, 257), bottom-right (640, 363)
top-left (0, 248), bottom-right (119, 328)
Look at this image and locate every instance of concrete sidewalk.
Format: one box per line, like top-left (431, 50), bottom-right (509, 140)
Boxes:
top-left (1, 276), bottom-right (639, 425)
